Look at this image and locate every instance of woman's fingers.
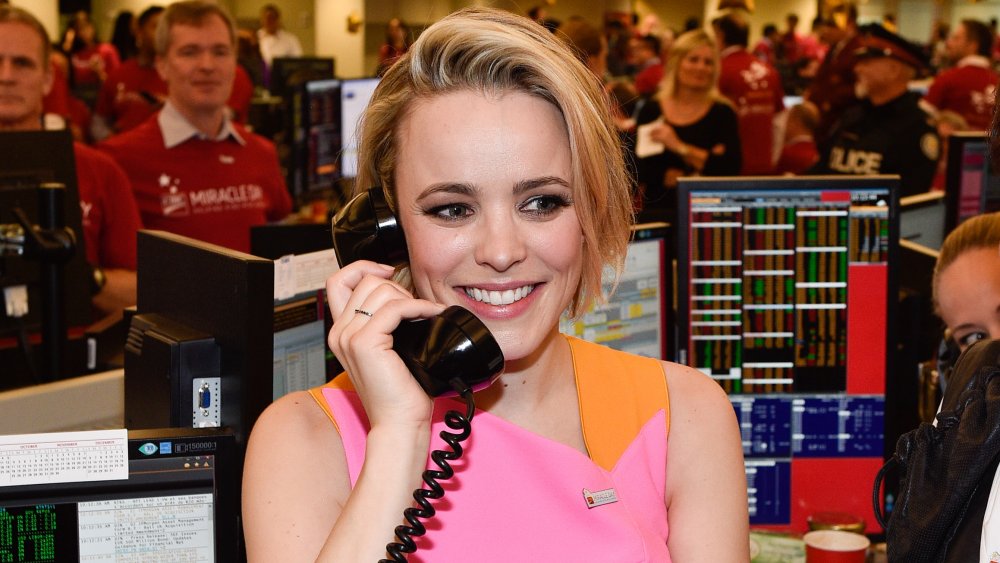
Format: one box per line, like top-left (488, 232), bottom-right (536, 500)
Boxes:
top-left (325, 261), bottom-right (398, 323)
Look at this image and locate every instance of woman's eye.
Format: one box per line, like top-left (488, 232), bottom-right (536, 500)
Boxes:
top-left (957, 331), bottom-right (988, 349)
top-left (521, 195), bottom-right (570, 215)
top-left (429, 204), bottom-right (472, 220)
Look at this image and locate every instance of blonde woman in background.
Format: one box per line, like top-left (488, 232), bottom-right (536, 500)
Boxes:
top-left (634, 29), bottom-right (741, 219)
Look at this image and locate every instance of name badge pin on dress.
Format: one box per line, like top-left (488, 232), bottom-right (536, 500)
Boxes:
top-left (582, 487), bottom-right (618, 508)
top-left (219, 154), bottom-right (235, 164)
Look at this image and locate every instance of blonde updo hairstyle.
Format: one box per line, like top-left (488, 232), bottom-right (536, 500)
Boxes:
top-left (932, 211), bottom-right (1000, 315)
top-left (354, 7), bottom-right (634, 316)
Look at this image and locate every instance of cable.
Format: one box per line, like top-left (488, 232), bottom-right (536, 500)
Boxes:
top-left (380, 378), bottom-right (475, 563)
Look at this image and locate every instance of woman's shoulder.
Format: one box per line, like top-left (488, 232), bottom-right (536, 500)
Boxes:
top-left (566, 336), bottom-right (663, 377)
top-left (634, 95), bottom-right (663, 124)
top-left (250, 390), bottom-right (340, 447)
top-left (708, 98), bottom-right (738, 118)
top-left (660, 361), bottom-right (733, 420)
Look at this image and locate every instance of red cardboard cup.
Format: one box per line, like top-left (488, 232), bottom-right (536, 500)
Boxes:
top-left (803, 530), bottom-right (870, 563)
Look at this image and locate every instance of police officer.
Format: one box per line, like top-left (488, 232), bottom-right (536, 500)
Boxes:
top-left (810, 24), bottom-right (939, 197)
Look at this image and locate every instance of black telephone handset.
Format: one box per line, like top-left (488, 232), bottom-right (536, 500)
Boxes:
top-left (331, 187), bottom-right (504, 397)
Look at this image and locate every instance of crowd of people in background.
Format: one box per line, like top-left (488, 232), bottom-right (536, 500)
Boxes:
top-left (0, 1), bottom-right (294, 328)
top-left (28, 2), bottom-right (1000, 208)
top-left (537, 4), bottom-right (999, 223)
top-left (4, 0), bottom-right (1000, 325)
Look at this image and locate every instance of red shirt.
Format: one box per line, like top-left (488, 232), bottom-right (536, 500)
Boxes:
top-left (95, 59), bottom-right (167, 133)
top-left (634, 60), bottom-right (664, 96)
top-left (718, 47), bottom-right (785, 175)
top-left (775, 138), bottom-right (819, 175)
top-left (228, 66), bottom-right (254, 124)
top-left (805, 34), bottom-right (864, 142)
top-left (95, 62), bottom-right (256, 133)
top-left (42, 60), bottom-right (70, 118)
top-left (97, 113), bottom-right (292, 253)
top-left (74, 142), bottom-right (142, 269)
top-left (71, 43), bottom-right (120, 87)
top-left (924, 56), bottom-right (999, 131)
top-left (752, 40), bottom-right (776, 67)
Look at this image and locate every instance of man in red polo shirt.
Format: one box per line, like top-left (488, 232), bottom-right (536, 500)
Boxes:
top-left (0, 5), bottom-right (142, 318)
top-left (923, 18), bottom-right (998, 132)
top-left (713, 10), bottom-right (784, 175)
top-left (93, 5), bottom-right (254, 139)
top-left (99, 1), bottom-right (291, 254)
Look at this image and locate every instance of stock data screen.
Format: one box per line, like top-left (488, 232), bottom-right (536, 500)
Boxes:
top-left (678, 179), bottom-right (895, 532)
top-left (560, 225), bottom-right (668, 359)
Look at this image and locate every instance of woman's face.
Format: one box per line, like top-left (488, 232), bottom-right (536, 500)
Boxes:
top-left (394, 90), bottom-right (583, 361)
top-left (78, 22), bottom-right (96, 44)
top-left (937, 246), bottom-right (1000, 351)
top-left (677, 44), bottom-right (715, 92)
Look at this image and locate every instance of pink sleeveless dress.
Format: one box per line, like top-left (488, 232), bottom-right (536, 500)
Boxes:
top-left (308, 336), bottom-right (673, 562)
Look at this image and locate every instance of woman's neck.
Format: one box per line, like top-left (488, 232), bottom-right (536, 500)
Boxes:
top-left (662, 86), bottom-right (712, 125)
top-left (472, 329), bottom-right (574, 418)
top-left (674, 85), bottom-right (710, 105)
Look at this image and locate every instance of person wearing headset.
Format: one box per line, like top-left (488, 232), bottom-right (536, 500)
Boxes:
top-left (242, 8), bottom-right (748, 562)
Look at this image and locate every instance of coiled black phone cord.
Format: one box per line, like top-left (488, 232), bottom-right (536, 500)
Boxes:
top-left (380, 378), bottom-right (475, 563)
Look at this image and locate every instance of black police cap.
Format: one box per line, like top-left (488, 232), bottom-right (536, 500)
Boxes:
top-left (853, 23), bottom-right (929, 70)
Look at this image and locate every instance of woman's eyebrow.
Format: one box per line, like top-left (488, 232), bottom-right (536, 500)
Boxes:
top-left (415, 182), bottom-right (476, 203)
top-left (415, 176), bottom-right (570, 202)
top-left (513, 176), bottom-right (571, 195)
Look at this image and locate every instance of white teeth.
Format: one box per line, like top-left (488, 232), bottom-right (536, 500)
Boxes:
top-left (465, 284), bottom-right (534, 306)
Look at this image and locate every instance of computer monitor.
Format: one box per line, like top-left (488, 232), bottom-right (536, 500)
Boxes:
top-left (0, 130), bottom-right (92, 383)
top-left (899, 191), bottom-right (946, 251)
top-left (339, 78), bottom-right (380, 179)
top-left (0, 427), bottom-right (240, 560)
top-left (125, 231), bottom-right (273, 446)
top-left (560, 223), bottom-right (671, 359)
top-left (944, 131), bottom-right (1000, 233)
top-left (676, 175), bottom-right (898, 533)
top-left (290, 79), bottom-right (342, 199)
top-left (250, 223), bottom-right (340, 399)
top-left (269, 56), bottom-right (335, 99)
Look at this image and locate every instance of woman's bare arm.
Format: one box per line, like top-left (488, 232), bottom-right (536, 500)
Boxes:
top-left (662, 363), bottom-right (750, 561)
top-left (242, 390), bottom-right (430, 562)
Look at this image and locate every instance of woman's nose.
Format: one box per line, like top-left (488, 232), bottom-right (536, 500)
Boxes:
top-left (473, 212), bottom-right (527, 272)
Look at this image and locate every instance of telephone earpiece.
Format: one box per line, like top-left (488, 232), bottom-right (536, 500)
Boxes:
top-left (331, 187), bottom-right (504, 396)
top-left (330, 187), bottom-right (408, 268)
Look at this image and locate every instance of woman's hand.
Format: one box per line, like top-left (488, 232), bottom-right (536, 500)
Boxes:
top-left (651, 120), bottom-right (708, 173)
top-left (649, 120), bottom-right (682, 153)
top-left (326, 260), bottom-right (445, 429)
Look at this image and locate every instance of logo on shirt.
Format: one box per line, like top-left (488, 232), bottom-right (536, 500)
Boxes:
top-left (157, 173), bottom-right (190, 216)
top-left (972, 85), bottom-right (997, 116)
top-left (79, 201), bottom-right (93, 228)
top-left (582, 487), bottom-right (618, 509)
top-left (155, 171), bottom-right (267, 217)
top-left (740, 61), bottom-right (771, 91)
top-left (829, 146), bottom-right (883, 175)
